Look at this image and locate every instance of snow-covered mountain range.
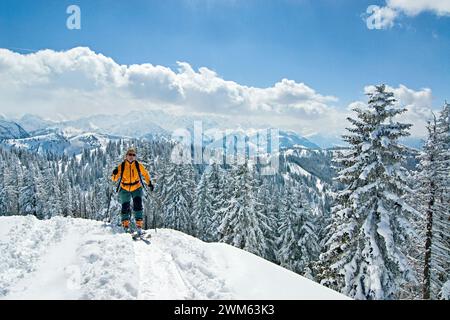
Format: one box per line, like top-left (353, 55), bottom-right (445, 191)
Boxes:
top-left (1, 126), bottom-right (126, 156)
top-left (1, 112), bottom-right (321, 155)
top-left (0, 215), bottom-right (348, 300)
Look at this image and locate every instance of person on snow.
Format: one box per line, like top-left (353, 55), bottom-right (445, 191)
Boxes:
top-left (111, 147), bottom-right (154, 232)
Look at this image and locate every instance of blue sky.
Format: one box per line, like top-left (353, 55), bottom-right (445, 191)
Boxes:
top-left (1, 0), bottom-right (449, 103)
top-left (0, 0), bottom-right (449, 139)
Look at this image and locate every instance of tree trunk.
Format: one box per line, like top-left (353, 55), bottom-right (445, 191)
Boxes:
top-left (423, 182), bottom-right (434, 300)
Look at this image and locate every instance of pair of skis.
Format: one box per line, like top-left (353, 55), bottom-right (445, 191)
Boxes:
top-left (125, 228), bottom-right (152, 244)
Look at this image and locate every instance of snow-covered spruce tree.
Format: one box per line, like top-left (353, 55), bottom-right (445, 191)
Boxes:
top-left (193, 166), bottom-right (214, 240)
top-left (211, 164), bottom-right (235, 239)
top-left (433, 102), bottom-right (450, 299)
top-left (59, 173), bottom-right (74, 218)
top-left (296, 190), bottom-right (321, 279)
top-left (0, 156), bottom-right (7, 215)
top-left (41, 162), bottom-right (60, 218)
top-left (277, 182), bottom-right (319, 279)
top-left (319, 84), bottom-right (417, 300)
top-left (416, 102), bottom-right (450, 300)
top-left (255, 176), bottom-right (278, 262)
top-left (160, 161), bottom-right (196, 235)
top-left (218, 162), bottom-right (271, 257)
top-left (3, 155), bottom-right (22, 215)
top-left (415, 116), bottom-right (439, 299)
top-left (19, 164), bottom-right (38, 217)
top-left (193, 163), bottom-right (224, 242)
top-left (208, 164), bottom-right (229, 242)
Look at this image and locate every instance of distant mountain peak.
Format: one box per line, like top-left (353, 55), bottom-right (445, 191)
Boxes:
top-left (277, 130), bottom-right (320, 149)
top-left (0, 120), bottom-right (30, 140)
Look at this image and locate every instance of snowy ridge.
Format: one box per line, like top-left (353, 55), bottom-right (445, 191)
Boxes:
top-left (13, 114), bottom-right (56, 132)
top-left (0, 120), bottom-right (29, 140)
top-left (278, 130), bottom-right (320, 149)
top-left (0, 216), bottom-right (348, 300)
top-left (3, 132), bottom-right (70, 155)
top-left (288, 162), bottom-right (312, 178)
top-left (2, 130), bottom-right (125, 155)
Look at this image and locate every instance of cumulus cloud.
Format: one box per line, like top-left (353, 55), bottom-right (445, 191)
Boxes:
top-left (347, 101), bottom-right (367, 111)
top-left (387, 0), bottom-right (450, 16)
top-left (365, 0), bottom-right (450, 29)
top-left (0, 47), bottom-right (341, 134)
top-left (254, 79), bottom-right (337, 114)
top-left (0, 47), bottom-right (436, 139)
top-left (126, 63), bottom-right (184, 102)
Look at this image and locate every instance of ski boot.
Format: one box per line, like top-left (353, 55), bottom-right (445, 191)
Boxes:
top-left (135, 219), bottom-right (144, 236)
top-left (122, 220), bottom-right (130, 233)
top-left (131, 220), bottom-right (151, 243)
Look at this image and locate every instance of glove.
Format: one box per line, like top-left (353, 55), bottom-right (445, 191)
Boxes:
top-left (149, 182), bottom-right (154, 192)
top-left (112, 168), bottom-right (118, 175)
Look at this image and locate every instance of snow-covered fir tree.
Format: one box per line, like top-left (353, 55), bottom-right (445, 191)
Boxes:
top-left (193, 166), bottom-right (214, 240)
top-left (218, 163), bottom-right (271, 257)
top-left (431, 102), bottom-right (450, 299)
top-left (0, 155), bottom-right (6, 214)
top-left (277, 182), bottom-right (319, 279)
top-left (193, 163), bottom-right (224, 241)
top-left (415, 116), bottom-right (440, 299)
top-left (413, 102), bottom-right (450, 300)
top-left (160, 161), bottom-right (196, 235)
top-left (255, 176), bottom-right (279, 262)
top-left (319, 84), bottom-right (417, 300)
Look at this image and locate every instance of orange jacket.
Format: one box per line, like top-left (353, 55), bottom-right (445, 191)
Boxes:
top-left (112, 160), bottom-right (151, 192)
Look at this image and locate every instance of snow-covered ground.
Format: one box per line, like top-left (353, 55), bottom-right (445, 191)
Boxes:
top-left (0, 216), bottom-right (348, 300)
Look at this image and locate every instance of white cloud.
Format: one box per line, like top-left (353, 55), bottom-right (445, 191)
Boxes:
top-left (387, 0), bottom-right (450, 16)
top-left (365, 0), bottom-right (450, 29)
top-left (0, 47), bottom-right (436, 139)
top-left (126, 63), bottom-right (184, 102)
top-left (0, 47), bottom-right (342, 135)
top-left (347, 101), bottom-right (367, 111)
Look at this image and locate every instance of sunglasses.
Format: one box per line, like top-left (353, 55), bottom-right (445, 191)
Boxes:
top-left (127, 153), bottom-right (136, 157)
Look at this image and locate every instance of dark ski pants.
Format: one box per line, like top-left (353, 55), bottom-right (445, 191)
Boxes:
top-left (119, 187), bottom-right (143, 222)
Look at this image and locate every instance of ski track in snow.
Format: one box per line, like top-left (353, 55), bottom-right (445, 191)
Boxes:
top-left (134, 231), bottom-right (232, 299)
top-left (1, 216), bottom-right (138, 299)
top-left (0, 216), bottom-right (232, 300)
top-left (0, 216), bottom-right (347, 300)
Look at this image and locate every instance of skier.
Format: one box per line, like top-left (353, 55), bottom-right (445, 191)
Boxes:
top-left (111, 147), bottom-right (154, 234)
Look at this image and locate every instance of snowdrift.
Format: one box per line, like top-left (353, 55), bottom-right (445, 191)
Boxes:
top-left (0, 216), bottom-right (348, 300)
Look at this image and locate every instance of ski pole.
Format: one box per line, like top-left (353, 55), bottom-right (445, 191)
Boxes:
top-left (105, 185), bottom-right (113, 224)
